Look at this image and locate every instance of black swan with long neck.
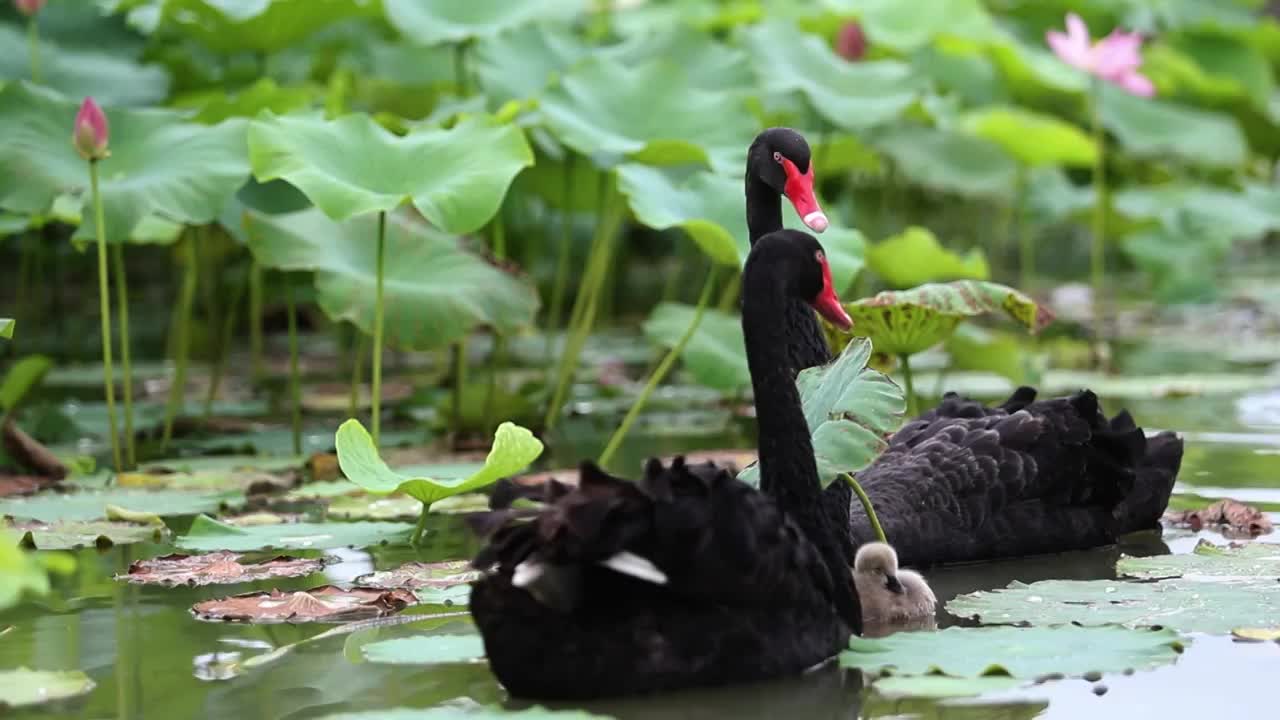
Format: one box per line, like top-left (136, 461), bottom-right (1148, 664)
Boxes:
top-left (467, 230), bottom-right (861, 699)
top-left (743, 127), bottom-right (1183, 567)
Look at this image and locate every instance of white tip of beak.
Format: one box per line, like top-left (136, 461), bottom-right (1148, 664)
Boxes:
top-left (803, 211), bottom-right (829, 233)
top-left (600, 551), bottom-right (668, 585)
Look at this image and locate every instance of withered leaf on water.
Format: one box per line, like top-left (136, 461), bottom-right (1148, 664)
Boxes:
top-left (118, 552), bottom-right (325, 586)
top-left (355, 561), bottom-right (481, 591)
top-left (1165, 499), bottom-right (1274, 538)
top-left (192, 585), bottom-right (416, 623)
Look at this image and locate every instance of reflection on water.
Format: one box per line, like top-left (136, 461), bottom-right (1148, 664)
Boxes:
top-left (2, 397), bottom-right (1280, 719)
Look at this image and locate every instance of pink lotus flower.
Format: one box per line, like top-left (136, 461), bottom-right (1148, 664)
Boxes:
top-left (14, 0), bottom-right (45, 17)
top-left (72, 97), bottom-right (110, 161)
top-left (1046, 13), bottom-right (1154, 97)
top-left (836, 21), bottom-right (866, 62)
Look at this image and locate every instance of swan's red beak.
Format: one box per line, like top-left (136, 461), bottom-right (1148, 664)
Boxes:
top-left (812, 258), bottom-right (852, 331)
top-left (780, 157), bottom-right (828, 233)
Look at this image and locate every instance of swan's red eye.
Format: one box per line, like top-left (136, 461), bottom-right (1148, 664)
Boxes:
top-left (772, 151), bottom-right (783, 163)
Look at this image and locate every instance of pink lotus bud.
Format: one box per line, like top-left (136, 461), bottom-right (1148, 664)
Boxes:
top-left (14, 0), bottom-right (45, 17)
top-left (836, 22), bottom-right (866, 62)
top-left (72, 97), bottom-right (110, 161)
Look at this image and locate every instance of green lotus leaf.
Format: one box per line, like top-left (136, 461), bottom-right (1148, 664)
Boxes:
top-left (841, 625), bottom-right (1183, 679)
top-left (0, 528), bottom-right (52, 610)
top-left (840, 281), bottom-right (1053, 357)
top-left (1114, 182), bottom-right (1280, 242)
top-left (243, 207), bottom-right (538, 349)
top-left (473, 24), bottom-right (589, 104)
top-left (336, 419), bottom-right (543, 507)
top-left (959, 106), bottom-right (1097, 167)
top-left (1118, 540), bottom-right (1280, 581)
top-left (740, 339), bottom-right (905, 488)
top-left (384, 0), bottom-right (586, 45)
top-left (603, 26), bottom-right (754, 93)
top-left (867, 227), bottom-right (989, 288)
top-left (176, 514), bottom-right (413, 552)
top-left (12, 519), bottom-right (166, 550)
top-left (1100, 83), bottom-right (1247, 168)
top-left (0, 24), bottom-right (168, 106)
top-left (950, 573), bottom-right (1280, 635)
top-left (0, 489), bottom-right (241, 523)
top-left (172, 78), bottom-right (317, 124)
top-left (741, 21), bottom-right (924, 132)
top-left (0, 318), bottom-right (12, 339)
top-left (616, 164), bottom-right (865, 281)
top-left (868, 675), bottom-right (1024, 699)
top-left (1168, 31), bottom-right (1274, 109)
top-left (362, 634), bottom-right (485, 665)
top-left (538, 57), bottom-right (757, 173)
top-left (319, 705), bottom-right (607, 719)
top-left (945, 325), bottom-right (1037, 384)
top-left (128, 0), bottom-right (380, 53)
top-left (820, 0), bottom-right (998, 52)
top-left (1122, 224), bottom-right (1228, 303)
top-left (249, 112), bottom-right (532, 230)
top-left (328, 494), bottom-right (421, 521)
top-left (872, 126), bottom-right (1018, 198)
top-left (0, 668), bottom-right (95, 709)
top-left (643, 303), bottom-right (750, 392)
top-left (0, 82), bottom-right (250, 243)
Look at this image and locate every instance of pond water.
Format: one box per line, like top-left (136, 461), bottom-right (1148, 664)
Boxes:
top-left (3, 387), bottom-right (1279, 720)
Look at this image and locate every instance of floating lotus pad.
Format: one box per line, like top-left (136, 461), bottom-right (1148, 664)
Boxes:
top-left (1118, 541), bottom-right (1280, 581)
top-left (0, 668), bottom-right (95, 709)
top-left (0, 83), bottom-right (250, 243)
top-left (0, 489), bottom-right (241, 523)
top-left (192, 585), bottom-right (416, 623)
top-left (244, 208), bottom-right (538, 350)
top-left (362, 634), bottom-right (486, 665)
top-left (117, 552), bottom-right (326, 586)
top-left (176, 515), bottom-right (413, 552)
top-left (948, 578), bottom-right (1280, 634)
top-left (13, 520), bottom-right (166, 550)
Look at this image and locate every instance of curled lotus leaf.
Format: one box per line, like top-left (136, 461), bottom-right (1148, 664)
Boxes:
top-left (117, 552), bottom-right (326, 587)
top-left (833, 281), bottom-right (1054, 357)
top-left (191, 585), bottom-right (416, 624)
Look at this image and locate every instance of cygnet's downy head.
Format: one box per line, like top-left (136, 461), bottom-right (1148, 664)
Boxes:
top-left (854, 542), bottom-right (903, 594)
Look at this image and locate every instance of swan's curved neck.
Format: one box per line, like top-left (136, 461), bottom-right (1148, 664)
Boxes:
top-left (741, 264), bottom-right (823, 521)
top-left (745, 171), bottom-right (783, 246)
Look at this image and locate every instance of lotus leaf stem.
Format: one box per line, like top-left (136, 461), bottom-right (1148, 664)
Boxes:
top-left (205, 265), bottom-right (248, 422)
top-left (89, 160), bottom-right (122, 472)
top-left (453, 339), bottom-right (468, 432)
top-left (348, 329), bottom-right (367, 420)
top-left (716, 271), bottom-right (741, 312)
top-left (482, 335), bottom-right (505, 438)
top-left (161, 236), bottom-right (198, 452)
top-left (411, 503), bottom-right (431, 546)
top-left (841, 472), bottom-right (886, 544)
top-left (599, 265), bottom-right (720, 468)
top-left (546, 155), bottom-right (577, 336)
top-left (248, 259), bottom-right (264, 384)
top-left (371, 210), bottom-right (386, 446)
top-left (111, 244), bottom-right (135, 468)
top-left (899, 353), bottom-right (916, 417)
top-left (286, 275), bottom-right (302, 456)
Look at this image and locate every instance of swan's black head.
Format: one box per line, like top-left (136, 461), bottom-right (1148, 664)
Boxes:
top-left (746, 229), bottom-right (852, 331)
top-left (747, 128), bottom-right (828, 233)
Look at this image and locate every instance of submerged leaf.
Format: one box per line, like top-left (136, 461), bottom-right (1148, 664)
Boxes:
top-left (838, 281), bottom-right (1053, 357)
top-left (176, 515), bottom-right (413, 552)
top-left (841, 625), bottom-right (1182, 679)
top-left (336, 420), bottom-right (543, 508)
top-left (192, 585), bottom-right (416, 624)
top-left (948, 578), bottom-right (1280, 634)
top-left (740, 339), bottom-right (904, 487)
top-left (866, 227), bottom-right (989, 289)
top-left (0, 668), bottom-right (94, 709)
top-left (362, 634), bottom-right (486, 665)
top-left (117, 552), bottom-right (325, 586)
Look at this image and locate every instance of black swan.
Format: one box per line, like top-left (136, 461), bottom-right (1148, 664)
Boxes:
top-left (467, 230), bottom-right (861, 699)
top-left (744, 128), bottom-right (1184, 568)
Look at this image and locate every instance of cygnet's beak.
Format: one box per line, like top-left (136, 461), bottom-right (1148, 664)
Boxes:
top-left (884, 574), bottom-right (904, 595)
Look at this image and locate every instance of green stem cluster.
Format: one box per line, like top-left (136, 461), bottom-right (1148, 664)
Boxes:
top-left (543, 173), bottom-right (624, 431)
top-left (89, 161), bottom-right (122, 472)
top-left (111, 245), bottom-right (135, 467)
top-left (161, 236), bottom-right (198, 452)
top-left (286, 275), bottom-right (302, 456)
top-left (598, 265), bottom-right (721, 468)
top-left (248, 260), bottom-right (264, 384)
